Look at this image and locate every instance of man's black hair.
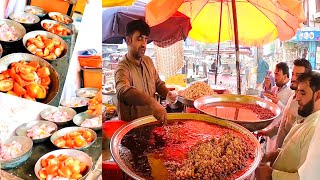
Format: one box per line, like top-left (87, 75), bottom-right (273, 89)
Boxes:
top-left (293, 58), bottom-right (312, 73)
top-left (276, 62), bottom-right (290, 78)
top-left (298, 71), bottom-right (320, 93)
top-left (125, 19), bottom-right (150, 37)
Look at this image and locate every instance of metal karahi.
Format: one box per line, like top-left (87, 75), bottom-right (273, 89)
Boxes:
top-left (110, 113), bottom-right (262, 180)
top-left (194, 94), bottom-right (281, 131)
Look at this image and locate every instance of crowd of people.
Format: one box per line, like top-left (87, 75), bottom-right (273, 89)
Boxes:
top-left (256, 59), bottom-right (320, 180)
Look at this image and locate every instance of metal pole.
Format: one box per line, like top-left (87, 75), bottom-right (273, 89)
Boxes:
top-left (215, 0), bottom-right (224, 85)
top-left (231, 0), bottom-right (241, 94)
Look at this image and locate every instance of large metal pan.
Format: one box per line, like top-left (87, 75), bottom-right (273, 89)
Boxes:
top-left (110, 113), bottom-right (262, 180)
top-left (0, 53), bottom-right (60, 104)
top-left (194, 94), bottom-right (281, 131)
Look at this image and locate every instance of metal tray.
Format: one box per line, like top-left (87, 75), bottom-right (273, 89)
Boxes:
top-left (110, 113), bottom-right (262, 180)
top-left (194, 94), bottom-right (281, 131)
top-left (0, 53), bottom-right (59, 104)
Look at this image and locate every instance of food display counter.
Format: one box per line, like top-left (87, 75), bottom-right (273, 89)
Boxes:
top-left (0, 93), bottom-right (102, 179)
top-left (0, 8), bottom-right (76, 107)
top-left (4, 130), bottom-right (102, 179)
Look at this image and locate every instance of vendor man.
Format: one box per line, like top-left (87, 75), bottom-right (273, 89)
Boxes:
top-left (114, 19), bottom-right (177, 122)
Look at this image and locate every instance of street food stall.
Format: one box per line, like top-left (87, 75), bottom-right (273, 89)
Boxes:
top-left (0, 0), bottom-right (103, 179)
top-left (101, 0), bottom-right (305, 179)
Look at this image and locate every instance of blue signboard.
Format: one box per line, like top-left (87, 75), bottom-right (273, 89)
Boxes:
top-left (291, 30), bottom-right (320, 41)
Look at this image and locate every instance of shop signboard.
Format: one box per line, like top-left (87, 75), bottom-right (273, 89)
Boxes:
top-left (291, 30), bottom-right (320, 41)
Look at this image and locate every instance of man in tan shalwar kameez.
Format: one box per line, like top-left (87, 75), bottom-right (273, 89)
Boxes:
top-left (115, 19), bottom-right (177, 122)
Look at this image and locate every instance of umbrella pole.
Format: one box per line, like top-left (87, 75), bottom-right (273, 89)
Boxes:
top-left (215, 0), bottom-right (223, 85)
top-left (231, 0), bottom-right (241, 94)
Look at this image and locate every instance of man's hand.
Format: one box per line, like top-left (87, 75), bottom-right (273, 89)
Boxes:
top-left (166, 91), bottom-right (177, 105)
top-left (152, 101), bottom-right (167, 124)
top-left (261, 149), bottom-right (281, 165)
top-left (255, 163), bottom-right (273, 180)
top-left (263, 93), bottom-right (279, 104)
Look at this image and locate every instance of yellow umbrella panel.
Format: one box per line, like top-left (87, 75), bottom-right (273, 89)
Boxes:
top-left (102, 0), bottom-right (135, 7)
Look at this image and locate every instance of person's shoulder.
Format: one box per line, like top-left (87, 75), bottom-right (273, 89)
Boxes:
top-left (142, 55), bottom-right (154, 65)
top-left (115, 56), bottom-right (129, 70)
top-left (142, 55), bottom-right (152, 62)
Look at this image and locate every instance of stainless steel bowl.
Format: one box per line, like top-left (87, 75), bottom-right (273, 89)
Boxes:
top-left (50, 126), bottom-right (97, 151)
top-left (0, 53), bottom-right (60, 104)
top-left (0, 19), bottom-right (26, 43)
top-left (61, 97), bottom-right (90, 113)
top-left (48, 12), bottom-right (74, 25)
top-left (73, 112), bottom-right (102, 131)
top-left (40, 19), bottom-right (74, 37)
top-left (0, 136), bottom-right (33, 169)
top-left (110, 113), bottom-right (262, 180)
top-left (76, 87), bottom-right (99, 99)
top-left (34, 149), bottom-right (93, 180)
top-left (9, 12), bottom-right (40, 26)
top-left (194, 94), bottom-right (281, 131)
top-left (60, 97), bottom-right (90, 107)
top-left (15, 120), bottom-right (58, 143)
top-left (24, 5), bottom-right (47, 17)
top-left (22, 30), bottom-right (68, 61)
top-left (40, 106), bottom-right (77, 126)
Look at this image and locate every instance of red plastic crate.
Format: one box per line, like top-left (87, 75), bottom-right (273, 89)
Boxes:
top-left (102, 120), bottom-right (128, 180)
top-left (102, 161), bottom-right (123, 180)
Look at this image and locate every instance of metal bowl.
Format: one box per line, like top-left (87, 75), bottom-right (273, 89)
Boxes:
top-left (177, 95), bottom-right (194, 107)
top-left (73, 112), bottom-right (102, 131)
top-left (0, 136), bottom-right (33, 169)
top-left (76, 87), bottom-right (99, 99)
top-left (50, 126), bottom-right (97, 151)
top-left (40, 106), bottom-right (77, 126)
top-left (0, 53), bottom-right (59, 104)
top-left (24, 5), bottom-right (47, 17)
top-left (0, 19), bottom-right (26, 43)
top-left (9, 12), bottom-right (40, 26)
top-left (110, 113), bottom-right (262, 180)
top-left (61, 97), bottom-right (90, 113)
top-left (48, 12), bottom-right (74, 25)
top-left (15, 120), bottom-right (58, 143)
top-left (194, 94), bottom-right (281, 131)
top-left (34, 149), bottom-right (93, 180)
top-left (211, 85), bottom-right (226, 94)
top-left (40, 19), bottom-right (74, 37)
top-left (177, 90), bottom-right (195, 107)
top-left (22, 30), bottom-right (68, 61)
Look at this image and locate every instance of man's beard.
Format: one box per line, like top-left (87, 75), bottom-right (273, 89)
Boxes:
top-left (276, 81), bottom-right (283, 87)
top-left (132, 51), bottom-right (142, 60)
top-left (298, 96), bottom-right (314, 117)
